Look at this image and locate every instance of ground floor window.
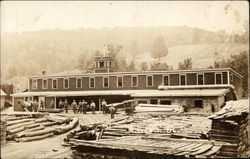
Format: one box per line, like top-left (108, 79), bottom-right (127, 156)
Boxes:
top-left (194, 100), bottom-right (203, 108)
top-left (160, 100), bottom-right (171, 105)
top-left (150, 99), bottom-right (158, 104)
top-left (138, 100), bottom-right (147, 104)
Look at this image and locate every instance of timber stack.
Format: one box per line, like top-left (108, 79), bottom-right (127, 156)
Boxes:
top-left (1, 117), bottom-right (7, 144)
top-left (209, 99), bottom-right (249, 158)
top-left (3, 112), bottom-right (78, 142)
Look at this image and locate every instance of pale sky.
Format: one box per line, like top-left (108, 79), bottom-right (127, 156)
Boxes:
top-left (1, 1), bottom-right (249, 34)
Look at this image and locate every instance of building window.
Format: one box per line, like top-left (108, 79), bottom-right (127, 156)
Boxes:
top-left (64, 78), bottom-right (69, 89)
top-left (32, 79), bottom-right (37, 89)
top-left (110, 61), bottom-right (114, 68)
top-left (100, 61), bottom-right (104, 68)
top-left (131, 76), bottom-right (138, 87)
top-left (138, 100), bottom-right (148, 104)
top-left (42, 79), bottom-right (48, 89)
top-left (215, 73), bottom-right (222, 84)
top-left (76, 78), bottom-right (82, 88)
top-left (160, 100), bottom-right (171, 105)
top-left (89, 77), bottom-right (95, 88)
top-left (52, 79), bottom-right (57, 89)
top-left (147, 75), bottom-right (153, 87)
top-left (163, 75), bottom-right (169, 86)
top-left (150, 99), bottom-right (158, 104)
top-left (197, 74), bottom-right (204, 85)
top-left (230, 73), bottom-right (233, 82)
top-left (117, 76), bottom-right (123, 87)
top-left (103, 77), bottom-right (109, 88)
top-left (194, 100), bottom-right (203, 108)
top-left (180, 74), bottom-right (186, 85)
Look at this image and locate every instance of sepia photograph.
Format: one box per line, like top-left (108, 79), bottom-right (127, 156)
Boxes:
top-left (0, 1), bottom-right (249, 158)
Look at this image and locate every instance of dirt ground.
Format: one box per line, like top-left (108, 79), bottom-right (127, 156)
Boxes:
top-left (1, 107), bottom-right (124, 159)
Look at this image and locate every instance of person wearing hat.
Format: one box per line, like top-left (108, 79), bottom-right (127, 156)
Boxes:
top-left (82, 100), bottom-right (87, 114)
top-left (110, 104), bottom-right (116, 119)
top-left (78, 100), bottom-right (83, 113)
top-left (90, 100), bottom-right (96, 114)
top-left (101, 99), bottom-right (107, 114)
top-left (64, 99), bottom-right (68, 113)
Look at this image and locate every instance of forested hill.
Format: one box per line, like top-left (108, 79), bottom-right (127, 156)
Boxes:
top-left (1, 26), bottom-right (248, 90)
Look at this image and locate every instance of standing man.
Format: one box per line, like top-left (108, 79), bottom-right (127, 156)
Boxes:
top-left (101, 99), bottom-right (107, 114)
top-left (82, 100), bottom-right (87, 114)
top-left (64, 99), bottom-right (68, 113)
top-left (50, 100), bottom-right (54, 109)
top-left (78, 100), bottom-right (83, 113)
top-left (90, 100), bottom-right (96, 114)
top-left (59, 99), bottom-right (64, 109)
top-left (110, 105), bottom-right (116, 119)
top-left (71, 100), bottom-right (77, 114)
top-left (33, 99), bottom-right (38, 112)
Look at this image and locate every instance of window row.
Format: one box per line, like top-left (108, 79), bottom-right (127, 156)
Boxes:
top-left (31, 73), bottom-right (226, 89)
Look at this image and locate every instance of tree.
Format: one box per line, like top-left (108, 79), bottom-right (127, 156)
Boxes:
top-left (140, 62), bottom-right (148, 71)
top-left (150, 36), bottom-right (168, 60)
top-left (213, 51), bottom-right (248, 97)
top-left (150, 62), bottom-right (172, 71)
top-left (126, 60), bottom-right (136, 72)
top-left (178, 58), bottom-right (193, 70)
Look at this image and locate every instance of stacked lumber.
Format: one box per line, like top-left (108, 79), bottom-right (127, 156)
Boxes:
top-left (135, 104), bottom-right (184, 113)
top-left (1, 117), bottom-right (7, 144)
top-left (209, 99), bottom-right (249, 158)
top-left (37, 108), bottom-right (63, 113)
top-left (4, 114), bottom-right (78, 142)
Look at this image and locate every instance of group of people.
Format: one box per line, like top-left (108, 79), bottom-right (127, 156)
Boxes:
top-left (17, 99), bottom-right (39, 112)
top-left (57, 99), bottom-right (116, 118)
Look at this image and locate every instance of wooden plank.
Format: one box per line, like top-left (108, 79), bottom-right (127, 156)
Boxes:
top-left (201, 145), bottom-right (222, 156)
top-left (190, 144), bottom-right (213, 155)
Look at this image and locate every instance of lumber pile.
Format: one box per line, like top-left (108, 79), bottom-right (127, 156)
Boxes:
top-left (209, 99), bottom-right (249, 158)
top-left (37, 108), bottom-right (63, 113)
top-left (4, 114), bottom-right (78, 142)
top-left (1, 117), bottom-right (7, 145)
top-left (135, 104), bottom-right (184, 113)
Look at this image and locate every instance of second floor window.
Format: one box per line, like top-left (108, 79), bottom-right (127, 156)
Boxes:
top-left (180, 75), bottom-right (186, 85)
top-left (147, 76), bottom-right (153, 87)
top-left (64, 79), bottom-right (69, 89)
top-left (197, 74), bottom-right (204, 85)
top-left (103, 77), bottom-right (109, 88)
top-left (90, 77), bottom-right (95, 88)
top-left (52, 79), bottom-right (57, 89)
top-left (131, 76), bottom-right (138, 87)
top-left (216, 73), bottom-right (222, 84)
top-left (32, 79), bottom-right (37, 89)
top-left (117, 76), bottom-right (123, 87)
top-left (42, 79), bottom-right (48, 89)
top-left (163, 75), bottom-right (169, 86)
top-left (76, 78), bottom-right (82, 88)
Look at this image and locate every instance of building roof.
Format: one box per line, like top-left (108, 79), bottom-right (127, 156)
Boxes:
top-left (0, 89), bottom-right (7, 96)
top-left (209, 99), bottom-right (249, 120)
top-left (28, 68), bottom-right (243, 79)
top-left (11, 89), bottom-right (229, 97)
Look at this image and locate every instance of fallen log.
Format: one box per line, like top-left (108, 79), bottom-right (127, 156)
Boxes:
top-left (24, 123), bottom-right (40, 129)
top-left (7, 119), bottom-right (34, 126)
top-left (7, 112), bottom-right (47, 117)
top-left (25, 125), bottom-right (45, 132)
top-left (23, 128), bottom-right (56, 137)
top-left (45, 115), bottom-right (68, 123)
top-left (6, 116), bottom-right (30, 121)
top-left (7, 126), bottom-right (25, 135)
top-left (7, 121), bottom-right (35, 131)
top-left (16, 133), bottom-right (54, 142)
top-left (38, 108), bottom-right (63, 113)
top-left (34, 118), bottom-right (48, 123)
top-left (56, 117), bottom-right (78, 134)
top-left (41, 121), bottom-right (60, 127)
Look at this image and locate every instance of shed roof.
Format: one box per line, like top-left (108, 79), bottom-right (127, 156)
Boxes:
top-left (0, 89), bottom-right (7, 96)
top-left (11, 89), bottom-right (229, 97)
top-left (209, 99), bottom-right (249, 120)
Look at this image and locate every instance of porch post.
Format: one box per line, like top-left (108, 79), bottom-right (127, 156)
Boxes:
top-left (54, 96), bottom-right (56, 109)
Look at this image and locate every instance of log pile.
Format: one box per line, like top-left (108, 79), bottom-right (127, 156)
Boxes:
top-left (209, 99), bottom-right (249, 158)
top-left (4, 113), bottom-right (78, 142)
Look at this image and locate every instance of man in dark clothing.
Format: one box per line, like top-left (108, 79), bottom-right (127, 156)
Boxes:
top-left (59, 99), bottom-right (64, 109)
top-left (64, 99), bottom-right (68, 113)
top-left (110, 105), bottom-right (116, 119)
top-left (82, 100), bottom-right (87, 114)
top-left (78, 100), bottom-right (83, 113)
top-left (71, 100), bottom-right (77, 114)
top-left (33, 99), bottom-right (39, 112)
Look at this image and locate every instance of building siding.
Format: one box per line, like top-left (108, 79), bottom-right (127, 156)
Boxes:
top-left (170, 74), bottom-right (179, 86)
top-left (204, 73), bottom-right (215, 85)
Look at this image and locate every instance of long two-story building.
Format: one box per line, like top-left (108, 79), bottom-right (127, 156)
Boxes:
top-left (12, 56), bottom-right (243, 113)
